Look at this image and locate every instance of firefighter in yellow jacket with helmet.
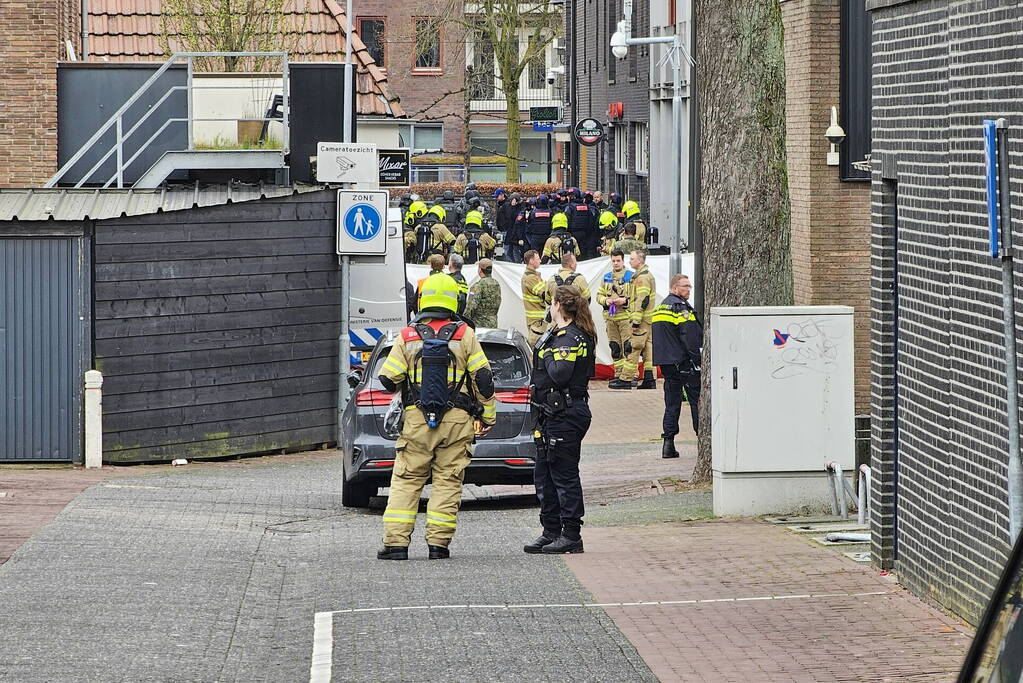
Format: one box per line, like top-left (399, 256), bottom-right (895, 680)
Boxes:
top-left (621, 200), bottom-right (647, 243)
top-left (376, 272), bottom-right (497, 560)
top-left (625, 247), bottom-right (657, 388)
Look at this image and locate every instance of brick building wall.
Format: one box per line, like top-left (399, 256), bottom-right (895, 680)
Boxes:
top-left (568, 0), bottom-right (651, 208)
top-left (868, 0), bottom-right (1023, 624)
top-left (781, 0), bottom-right (872, 414)
top-left (354, 0), bottom-right (466, 153)
top-left (0, 1), bottom-right (66, 188)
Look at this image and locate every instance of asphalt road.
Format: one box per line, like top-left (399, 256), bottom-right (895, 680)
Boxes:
top-left (0, 452), bottom-right (656, 682)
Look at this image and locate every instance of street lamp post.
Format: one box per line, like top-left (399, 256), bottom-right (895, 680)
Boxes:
top-left (611, 1), bottom-right (694, 279)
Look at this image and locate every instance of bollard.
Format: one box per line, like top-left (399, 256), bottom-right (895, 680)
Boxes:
top-left (84, 370), bottom-right (103, 468)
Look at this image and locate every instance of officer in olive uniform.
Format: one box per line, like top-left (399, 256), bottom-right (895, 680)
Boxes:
top-left (376, 273), bottom-right (497, 560)
top-left (521, 250), bottom-right (548, 346)
top-left (625, 249), bottom-right (657, 388)
top-left (652, 274), bottom-right (702, 458)
top-left (597, 249), bottom-right (634, 389)
top-left (464, 258), bottom-right (502, 328)
top-left (524, 285), bottom-right (596, 555)
top-left (613, 222), bottom-right (645, 258)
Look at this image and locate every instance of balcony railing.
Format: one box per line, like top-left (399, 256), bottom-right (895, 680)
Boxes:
top-left (469, 79), bottom-right (560, 113)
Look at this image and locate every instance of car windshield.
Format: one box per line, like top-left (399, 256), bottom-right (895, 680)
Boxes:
top-left (372, 341), bottom-right (527, 384)
top-left (962, 539), bottom-right (1023, 682)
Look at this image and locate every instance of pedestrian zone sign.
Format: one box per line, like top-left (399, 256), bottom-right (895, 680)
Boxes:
top-left (337, 189), bottom-right (388, 255)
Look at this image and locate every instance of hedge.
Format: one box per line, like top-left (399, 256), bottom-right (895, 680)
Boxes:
top-left (389, 182), bottom-right (560, 201)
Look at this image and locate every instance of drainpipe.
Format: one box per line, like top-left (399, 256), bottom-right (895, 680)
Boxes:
top-left (81, 0), bottom-right (89, 60)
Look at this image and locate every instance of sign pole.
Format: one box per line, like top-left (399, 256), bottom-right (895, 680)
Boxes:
top-left (338, 253), bottom-right (351, 443)
top-left (993, 118), bottom-right (1023, 541)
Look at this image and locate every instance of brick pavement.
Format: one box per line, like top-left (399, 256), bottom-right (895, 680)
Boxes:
top-left (565, 519), bottom-right (973, 682)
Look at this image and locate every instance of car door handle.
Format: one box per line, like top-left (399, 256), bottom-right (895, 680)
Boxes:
top-left (732, 367), bottom-right (738, 389)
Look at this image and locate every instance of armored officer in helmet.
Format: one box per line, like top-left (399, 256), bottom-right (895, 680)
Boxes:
top-left (621, 200), bottom-right (647, 243)
top-left (377, 272), bottom-right (497, 560)
top-left (526, 195), bottom-right (554, 254)
top-left (524, 286), bottom-right (596, 555)
top-left (542, 212), bottom-right (580, 264)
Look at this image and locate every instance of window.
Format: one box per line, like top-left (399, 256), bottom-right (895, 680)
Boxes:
top-left (469, 26), bottom-right (495, 99)
top-left (399, 123), bottom-right (443, 152)
top-left (634, 123), bottom-right (649, 174)
top-left (413, 18), bottom-right (441, 71)
top-left (359, 18), bottom-right (385, 67)
top-left (614, 125), bottom-right (628, 173)
top-left (527, 36), bottom-right (547, 90)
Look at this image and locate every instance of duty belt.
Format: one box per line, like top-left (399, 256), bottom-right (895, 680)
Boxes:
top-left (531, 387), bottom-right (588, 416)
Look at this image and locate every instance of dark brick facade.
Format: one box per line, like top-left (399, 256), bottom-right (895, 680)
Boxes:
top-left (869, 0), bottom-right (1023, 624)
top-left (566, 0), bottom-right (651, 206)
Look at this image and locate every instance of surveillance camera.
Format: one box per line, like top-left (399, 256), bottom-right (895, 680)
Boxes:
top-left (825, 106), bottom-right (846, 145)
top-left (546, 70), bottom-right (556, 85)
top-left (610, 31), bottom-right (629, 59)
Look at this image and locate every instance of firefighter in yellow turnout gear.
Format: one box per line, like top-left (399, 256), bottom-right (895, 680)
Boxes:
top-left (625, 248), bottom-right (657, 387)
top-left (521, 249), bottom-right (548, 346)
top-left (597, 249), bottom-right (634, 388)
top-left (376, 273), bottom-right (497, 560)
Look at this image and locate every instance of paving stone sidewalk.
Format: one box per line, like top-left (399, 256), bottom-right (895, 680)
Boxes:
top-left (565, 518), bottom-right (974, 682)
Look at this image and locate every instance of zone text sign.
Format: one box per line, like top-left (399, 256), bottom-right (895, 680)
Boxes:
top-left (337, 190), bottom-right (388, 255)
top-left (317, 142), bottom-right (378, 184)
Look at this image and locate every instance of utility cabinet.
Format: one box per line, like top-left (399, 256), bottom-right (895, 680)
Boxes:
top-left (710, 306), bottom-right (855, 515)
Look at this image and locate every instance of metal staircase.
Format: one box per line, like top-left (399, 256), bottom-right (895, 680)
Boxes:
top-left (46, 52), bottom-right (290, 189)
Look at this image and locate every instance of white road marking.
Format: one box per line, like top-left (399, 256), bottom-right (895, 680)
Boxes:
top-left (307, 590), bottom-right (893, 683)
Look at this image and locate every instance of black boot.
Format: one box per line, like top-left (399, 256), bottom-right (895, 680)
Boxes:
top-left (523, 532), bottom-right (558, 554)
top-left (376, 546), bottom-right (408, 560)
top-left (638, 370), bottom-right (656, 389)
top-left (661, 437), bottom-right (680, 459)
top-left (541, 535), bottom-right (584, 554)
top-left (428, 545), bottom-right (450, 559)
top-left (607, 378), bottom-right (633, 390)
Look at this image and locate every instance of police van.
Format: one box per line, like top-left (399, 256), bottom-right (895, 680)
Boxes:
top-left (348, 207), bottom-right (409, 368)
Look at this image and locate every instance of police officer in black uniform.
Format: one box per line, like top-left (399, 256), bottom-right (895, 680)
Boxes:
top-left (524, 285), bottom-right (596, 554)
top-left (652, 273), bottom-right (703, 459)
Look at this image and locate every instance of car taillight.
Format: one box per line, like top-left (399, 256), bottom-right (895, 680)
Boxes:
top-left (366, 460), bottom-right (394, 468)
top-left (504, 458), bottom-right (531, 465)
top-left (355, 389), bottom-right (394, 406)
top-left (495, 388), bottom-right (531, 403)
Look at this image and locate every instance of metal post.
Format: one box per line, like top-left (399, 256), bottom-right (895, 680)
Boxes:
top-left (81, 0), bottom-right (89, 60)
top-left (281, 54), bottom-right (290, 154)
top-left (343, 0), bottom-right (354, 143)
top-left (115, 116), bottom-right (123, 188)
top-left (84, 370), bottom-right (103, 468)
top-left (547, 132), bottom-right (553, 183)
top-left (338, 255), bottom-right (352, 444)
top-left (997, 118), bottom-right (1023, 541)
top-left (670, 37), bottom-right (683, 278)
top-left (186, 56), bottom-right (194, 150)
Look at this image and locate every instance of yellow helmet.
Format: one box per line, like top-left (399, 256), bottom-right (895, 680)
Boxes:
top-left (428, 205), bottom-right (447, 222)
top-left (622, 200), bottom-right (640, 218)
top-left (464, 210), bottom-right (483, 227)
top-left (599, 210), bottom-right (619, 230)
top-left (409, 200), bottom-right (428, 218)
top-left (418, 272), bottom-right (459, 312)
top-left (552, 212), bottom-right (569, 229)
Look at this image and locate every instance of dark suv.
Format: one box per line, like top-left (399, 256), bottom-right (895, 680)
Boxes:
top-left (340, 327), bottom-right (536, 507)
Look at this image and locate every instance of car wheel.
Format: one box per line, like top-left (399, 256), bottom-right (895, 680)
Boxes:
top-left (341, 471), bottom-right (374, 508)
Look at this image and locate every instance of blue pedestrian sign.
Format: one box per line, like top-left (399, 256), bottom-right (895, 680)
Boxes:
top-left (337, 189), bottom-right (388, 255)
top-left (343, 203), bottom-right (382, 242)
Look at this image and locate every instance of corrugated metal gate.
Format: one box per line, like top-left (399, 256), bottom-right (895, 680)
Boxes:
top-left (1, 238), bottom-right (84, 462)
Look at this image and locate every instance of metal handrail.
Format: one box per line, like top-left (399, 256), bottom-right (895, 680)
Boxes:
top-left (46, 51), bottom-right (289, 189)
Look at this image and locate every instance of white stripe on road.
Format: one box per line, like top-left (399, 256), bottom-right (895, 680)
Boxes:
top-left (308, 590), bottom-right (893, 682)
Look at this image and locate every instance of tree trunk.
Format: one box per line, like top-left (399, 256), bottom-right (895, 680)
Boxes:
top-left (690, 0), bottom-right (792, 485)
top-left (463, 78), bottom-right (473, 182)
top-left (504, 86), bottom-right (521, 183)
